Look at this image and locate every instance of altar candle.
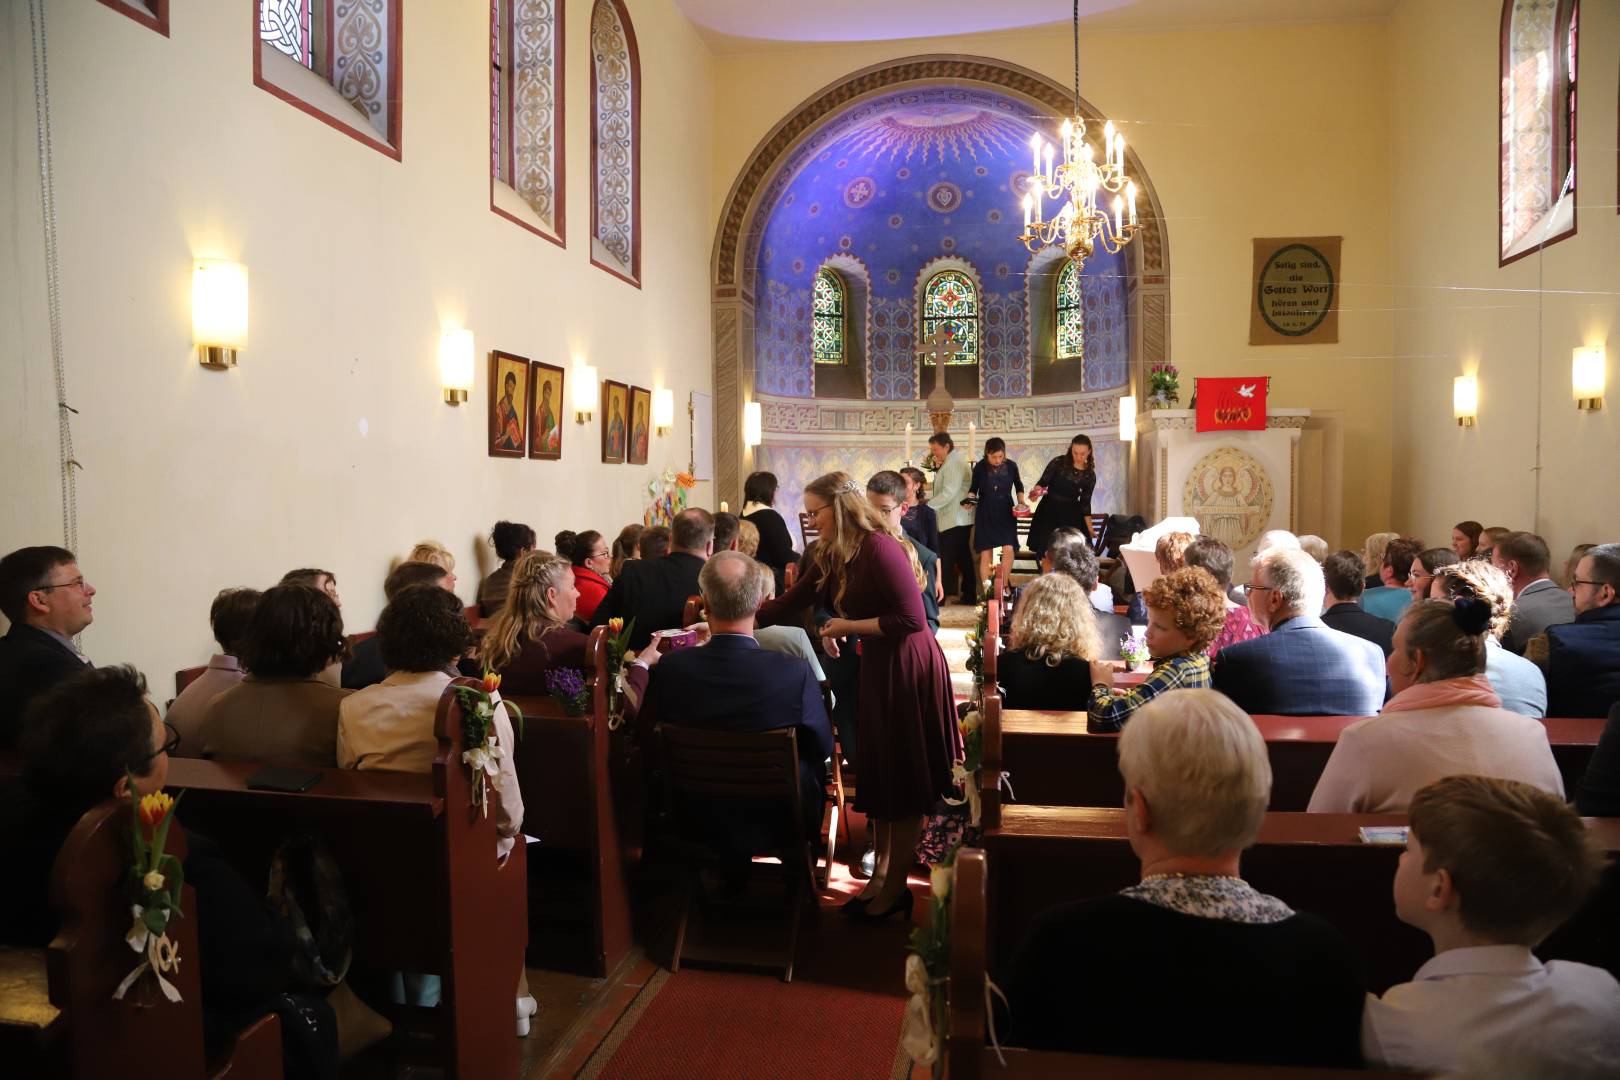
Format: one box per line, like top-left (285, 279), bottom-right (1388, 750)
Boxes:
top-left (969, 420), bottom-right (977, 449)
top-left (905, 421), bottom-right (913, 463)
top-left (1127, 181), bottom-right (1137, 226)
top-left (719, 501), bottom-right (729, 513)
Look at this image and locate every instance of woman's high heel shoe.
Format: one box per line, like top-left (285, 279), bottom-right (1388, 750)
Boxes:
top-left (846, 888), bottom-right (914, 923)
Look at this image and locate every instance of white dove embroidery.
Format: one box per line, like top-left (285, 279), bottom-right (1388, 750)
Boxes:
top-left (1236, 383), bottom-right (1257, 398)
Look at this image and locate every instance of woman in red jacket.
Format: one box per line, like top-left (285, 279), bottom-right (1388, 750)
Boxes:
top-left (557, 529), bottom-right (612, 623)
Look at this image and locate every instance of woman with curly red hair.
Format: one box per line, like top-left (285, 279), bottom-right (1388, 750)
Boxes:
top-left (1088, 567), bottom-right (1226, 733)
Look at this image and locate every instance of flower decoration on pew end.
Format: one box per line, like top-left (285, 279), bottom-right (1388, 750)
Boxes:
top-left (453, 671), bottom-right (522, 816)
top-left (603, 617), bottom-right (636, 728)
top-left (544, 666), bottom-right (590, 717)
top-left (115, 783), bottom-right (186, 1005)
top-left (903, 859), bottom-right (959, 1077)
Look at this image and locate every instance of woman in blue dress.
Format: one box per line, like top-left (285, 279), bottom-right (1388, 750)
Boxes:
top-left (966, 437), bottom-right (1028, 602)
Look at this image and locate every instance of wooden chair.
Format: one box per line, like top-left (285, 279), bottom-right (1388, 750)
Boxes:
top-left (783, 562), bottom-right (797, 590)
top-left (798, 512), bottom-right (820, 550)
top-left (1083, 513), bottom-right (1110, 555)
top-left (681, 594), bottom-right (704, 628)
top-left (173, 666), bottom-right (207, 699)
top-left (462, 604), bottom-right (483, 631)
top-left (657, 725), bottom-right (819, 982)
top-left (45, 800), bottom-right (283, 1080)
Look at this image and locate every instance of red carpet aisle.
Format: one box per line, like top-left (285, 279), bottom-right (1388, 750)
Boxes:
top-left (579, 828), bottom-right (930, 1078)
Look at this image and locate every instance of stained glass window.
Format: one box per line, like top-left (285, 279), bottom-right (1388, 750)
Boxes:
top-left (591, 0), bottom-right (639, 284)
top-left (1055, 259), bottom-right (1084, 361)
top-left (1500, 0), bottom-right (1577, 262)
top-left (260, 0), bottom-right (313, 68)
top-left (812, 268), bottom-right (846, 364)
top-left (921, 270), bottom-right (978, 364)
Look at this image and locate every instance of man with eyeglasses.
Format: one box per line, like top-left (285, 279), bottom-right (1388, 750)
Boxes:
top-left (1544, 543), bottom-right (1620, 719)
top-left (0, 546), bottom-right (97, 749)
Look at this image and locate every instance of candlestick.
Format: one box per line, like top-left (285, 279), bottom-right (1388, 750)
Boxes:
top-left (905, 421), bottom-right (913, 464)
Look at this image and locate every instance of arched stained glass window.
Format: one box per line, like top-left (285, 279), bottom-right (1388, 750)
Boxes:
top-left (590, 0), bottom-right (640, 286)
top-left (1055, 259), bottom-right (1084, 361)
top-left (812, 267), bottom-right (846, 364)
top-left (1499, 0), bottom-right (1578, 264)
top-left (921, 270), bottom-right (978, 364)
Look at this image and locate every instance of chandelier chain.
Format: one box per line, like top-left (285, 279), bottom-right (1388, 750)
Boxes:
top-left (1072, 0), bottom-right (1081, 114)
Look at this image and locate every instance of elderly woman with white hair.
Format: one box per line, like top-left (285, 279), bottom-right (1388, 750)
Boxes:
top-left (1005, 689), bottom-right (1365, 1066)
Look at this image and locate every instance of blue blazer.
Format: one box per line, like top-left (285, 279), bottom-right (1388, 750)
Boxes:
top-left (1545, 605), bottom-right (1620, 718)
top-left (642, 634), bottom-right (832, 847)
top-left (1211, 615), bottom-right (1386, 717)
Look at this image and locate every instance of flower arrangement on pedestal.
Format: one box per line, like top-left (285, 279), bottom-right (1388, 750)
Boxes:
top-left (115, 787), bottom-right (185, 1004)
top-left (452, 672), bottom-right (522, 815)
top-left (1119, 634), bottom-right (1152, 671)
top-left (1147, 362), bottom-right (1180, 408)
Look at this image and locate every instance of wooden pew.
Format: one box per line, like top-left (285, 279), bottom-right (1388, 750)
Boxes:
top-left (1, 800), bottom-right (284, 1080)
top-left (985, 704), bottom-right (1603, 812)
top-left (977, 804), bottom-right (1620, 995)
top-left (174, 666), bottom-right (207, 698)
top-left (946, 848), bottom-right (1413, 1079)
top-left (167, 678), bottom-right (526, 1079)
top-left (501, 627), bottom-right (636, 979)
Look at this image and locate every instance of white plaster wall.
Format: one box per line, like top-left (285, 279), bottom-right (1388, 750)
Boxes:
top-left (0, 0), bottom-right (715, 686)
top-left (1388, 0), bottom-right (1619, 565)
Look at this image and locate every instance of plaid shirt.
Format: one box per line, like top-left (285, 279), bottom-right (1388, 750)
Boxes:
top-left (1088, 652), bottom-right (1212, 733)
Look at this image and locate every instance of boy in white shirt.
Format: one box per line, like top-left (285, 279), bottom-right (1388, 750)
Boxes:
top-left (1363, 774), bottom-right (1620, 1073)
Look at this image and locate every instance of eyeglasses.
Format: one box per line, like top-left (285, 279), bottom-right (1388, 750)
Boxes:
top-left (589, 549), bottom-right (611, 559)
top-left (34, 577), bottom-right (87, 593)
top-left (1241, 583), bottom-right (1274, 595)
top-left (141, 720), bottom-right (181, 766)
top-left (1570, 579), bottom-right (1607, 590)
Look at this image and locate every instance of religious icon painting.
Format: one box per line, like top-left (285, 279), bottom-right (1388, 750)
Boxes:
top-left (627, 385), bottom-right (651, 465)
top-left (488, 351), bottom-right (529, 459)
top-left (527, 362), bottom-right (565, 461)
top-left (601, 380), bottom-right (629, 464)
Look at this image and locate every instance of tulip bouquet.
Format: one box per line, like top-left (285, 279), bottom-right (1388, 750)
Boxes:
top-left (901, 861), bottom-right (956, 1076)
top-left (114, 786), bottom-right (185, 1005)
top-left (603, 617), bottom-right (635, 728)
top-left (1147, 362), bottom-right (1180, 408)
top-left (453, 671), bottom-right (522, 816)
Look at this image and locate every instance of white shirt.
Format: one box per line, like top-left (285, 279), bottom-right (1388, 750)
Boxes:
top-left (1089, 582), bottom-right (1115, 614)
top-left (1363, 945), bottom-right (1620, 1074)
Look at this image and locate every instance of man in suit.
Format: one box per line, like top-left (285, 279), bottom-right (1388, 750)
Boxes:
top-left (592, 508), bottom-right (713, 650)
top-left (1321, 549), bottom-right (1396, 656)
top-left (1045, 527), bottom-right (1129, 661)
top-left (1213, 547), bottom-right (1385, 716)
top-left (927, 431), bottom-right (975, 603)
top-left (0, 546), bottom-right (96, 750)
top-left (1495, 532), bottom-right (1576, 654)
top-left (632, 551), bottom-right (832, 852)
top-left (1545, 543), bottom-right (1620, 719)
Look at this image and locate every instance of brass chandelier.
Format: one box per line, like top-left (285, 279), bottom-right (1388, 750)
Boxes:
top-left (1018, 0), bottom-right (1142, 269)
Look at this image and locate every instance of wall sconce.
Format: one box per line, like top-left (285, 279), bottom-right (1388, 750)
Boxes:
top-left (653, 388), bottom-right (674, 435)
top-left (1453, 375), bottom-right (1478, 427)
top-left (743, 401), bottom-right (762, 448)
top-left (192, 260), bottom-right (248, 369)
top-left (1118, 394), bottom-right (1137, 442)
top-left (438, 329), bottom-right (474, 405)
top-left (1573, 347), bottom-right (1605, 410)
top-left (573, 363), bottom-right (599, 423)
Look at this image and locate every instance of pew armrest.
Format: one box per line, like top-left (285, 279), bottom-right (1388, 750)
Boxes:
top-left (208, 1013), bottom-right (283, 1080)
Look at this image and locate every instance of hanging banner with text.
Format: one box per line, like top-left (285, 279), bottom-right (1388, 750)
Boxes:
top-left (1196, 377), bottom-right (1269, 432)
top-left (1249, 236), bottom-right (1341, 345)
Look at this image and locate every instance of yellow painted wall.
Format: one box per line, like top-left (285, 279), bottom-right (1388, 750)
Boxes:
top-left (709, 20), bottom-right (1397, 549)
top-left (0, 0), bottom-right (715, 684)
top-left (1389, 0), bottom-right (1619, 566)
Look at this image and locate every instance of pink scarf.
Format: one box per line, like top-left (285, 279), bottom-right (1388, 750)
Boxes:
top-left (1382, 674), bottom-right (1501, 715)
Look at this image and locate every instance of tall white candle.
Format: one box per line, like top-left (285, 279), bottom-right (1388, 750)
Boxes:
top-left (1115, 133), bottom-right (1126, 169)
top-left (905, 421), bottom-right (913, 463)
top-left (719, 501), bottom-right (729, 513)
top-left (1030, 133), bottom-right (1041, 179)
top-left (1113, 195), bottom-right (1123, 237)
top-left (1043, 143), bottom-right (1055, 184)
top-left (1127, 181), bottom-right (1138, 225)
top-left (1103, 120), bottom-right (1115, 166)
top-left (1022, 193), bottom-right (1032, 227)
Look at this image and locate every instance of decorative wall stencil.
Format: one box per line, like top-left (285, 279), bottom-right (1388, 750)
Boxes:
top-left (747, 86), bottom-right (1126, 401)
top-left (1182, 447), bottom-right (1275, 551)
top-left (1082, 269), bottom-right (1128, 390)
top-left (590, 0), bottom-right (638, 284)
top-left (333, 0), bottom-right (388, 138)
top-left (513, 0), bottom-right (561, 233)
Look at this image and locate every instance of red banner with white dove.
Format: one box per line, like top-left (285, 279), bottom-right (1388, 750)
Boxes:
top-left (1195, 377), bottom-right (1268, 432)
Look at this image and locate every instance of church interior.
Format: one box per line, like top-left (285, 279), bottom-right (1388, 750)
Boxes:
top-left (2, 0), bottom-right (1618, 1077)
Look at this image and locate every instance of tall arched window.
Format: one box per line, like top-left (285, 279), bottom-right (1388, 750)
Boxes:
top-left (1500, 0), bottom-right (1578, 264)
top-left (590, 0), bottom-right (640, 286)
top-left (812, 268), bottom-right (846, 364)
top-left (491, 0), bottom-right (564, 244)
top-left (1055, 259), bottom-right (1084, 361)
top-left (255, 0), bottom-right (402, 158)
top-left (921, 270), bottom-right (979, 363)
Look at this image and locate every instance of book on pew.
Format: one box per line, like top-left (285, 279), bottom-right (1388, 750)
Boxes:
top-left (1358, 826), bottom-right (1409, 845)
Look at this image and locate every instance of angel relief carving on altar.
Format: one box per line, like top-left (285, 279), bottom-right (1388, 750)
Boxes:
top-left (1182, 448), bottom-right (1275, 551)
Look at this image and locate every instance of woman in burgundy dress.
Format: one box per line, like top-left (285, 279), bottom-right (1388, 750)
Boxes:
top-left (757, 471), bottom-right (960, 921)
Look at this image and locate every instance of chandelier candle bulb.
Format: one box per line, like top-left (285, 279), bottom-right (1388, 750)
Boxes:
top-left (1113, 196), bottom-right (1123, 238)
top-left (1023, 194), bottom-right (1032, 227)
top-left (1030, 133), bottom-right (1042, 177)
top-left (1115, 133), bottom-right (1126, 168)
top-left (1044, 142), bottom-right (1055, 184)
top-left (1127, 182), bottom-right (1138, 225)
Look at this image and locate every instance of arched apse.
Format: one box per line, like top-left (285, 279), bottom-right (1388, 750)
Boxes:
top-left (711, 55), bottom-right (1171, 511)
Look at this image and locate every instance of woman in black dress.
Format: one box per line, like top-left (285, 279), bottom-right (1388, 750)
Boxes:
top-left (1027, 434), bottom-right (1097, 560)
top-left (741, 470), bottom-right (798, 593)
top-left (968, 437), bottom-right (1028, 602)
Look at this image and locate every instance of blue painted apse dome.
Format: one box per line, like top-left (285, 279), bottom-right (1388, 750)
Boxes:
top-left (751, 86), bottom-right (1129, 400)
